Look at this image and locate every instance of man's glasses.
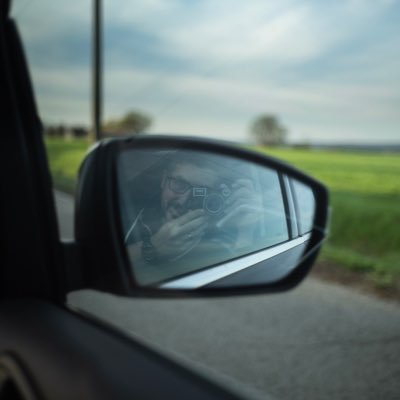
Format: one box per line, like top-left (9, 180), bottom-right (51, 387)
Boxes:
top-left (167, 176), bottom-right (196, 194)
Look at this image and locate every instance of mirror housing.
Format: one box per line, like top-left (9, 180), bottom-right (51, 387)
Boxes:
top-left (73, 136), bottom-right (329, 297)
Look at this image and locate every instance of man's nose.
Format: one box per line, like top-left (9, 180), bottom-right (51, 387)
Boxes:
top-left (174, 192), bottom-right (190, 205)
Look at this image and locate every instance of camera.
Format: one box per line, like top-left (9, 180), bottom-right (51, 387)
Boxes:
top-left (186, 184), bottom-right (232, 216)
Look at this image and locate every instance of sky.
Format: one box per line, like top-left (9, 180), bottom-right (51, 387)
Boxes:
top-left (13, 0), bottom-right (400, 144)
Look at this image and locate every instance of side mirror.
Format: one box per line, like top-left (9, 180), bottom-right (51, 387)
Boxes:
top-left (73, 136), bottom-right (329, 296)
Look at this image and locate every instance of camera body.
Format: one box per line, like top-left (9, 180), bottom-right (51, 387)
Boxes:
top-left (187, 184), bottom-right (232, 216)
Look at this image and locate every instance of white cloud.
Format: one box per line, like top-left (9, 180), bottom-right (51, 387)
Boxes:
top-left (103, 0), bottom-right (397, 70)
top-left (31, 67), bottom-right (90, 125)
top-left (102, 64), bottom-right (400, 143)
top-left (159, 3), bottom-right (320, 64)
top-left (12, 0), bottom-right (400, 143)
top-left (13, 0), bottom-right (91, 43)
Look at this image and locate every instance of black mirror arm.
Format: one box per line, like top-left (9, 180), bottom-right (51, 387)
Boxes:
top-left (61, 240), bottom-right (86, 292)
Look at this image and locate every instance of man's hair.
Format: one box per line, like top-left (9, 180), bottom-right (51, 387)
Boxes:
top-left (165, 150), bottom-right (252, 186)
top-left (165, 150), bottom-right (217, 168)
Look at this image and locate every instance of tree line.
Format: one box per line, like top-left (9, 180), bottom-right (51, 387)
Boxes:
top-left (45, 110), bottom-right (288, 146)
top-left (44, 110), bottom-right (152, 139)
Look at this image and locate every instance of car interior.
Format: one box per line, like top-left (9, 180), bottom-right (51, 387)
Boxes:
top-left (0, 1), bottom-right (329, 399)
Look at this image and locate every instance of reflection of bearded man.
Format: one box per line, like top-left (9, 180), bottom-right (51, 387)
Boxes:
top-left (160, 160), bottom-right (220, 222)
top-left (126, 153), bottom-right (225, 268)
top-left (126, 151), bottom-right (261, 280)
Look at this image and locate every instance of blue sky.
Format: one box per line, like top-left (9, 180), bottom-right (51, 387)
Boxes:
top-left (13, 0), bottom-right (400, 144)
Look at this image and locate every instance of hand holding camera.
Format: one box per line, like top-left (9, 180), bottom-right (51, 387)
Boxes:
top-left (151, 209), bottom-right (208, 261)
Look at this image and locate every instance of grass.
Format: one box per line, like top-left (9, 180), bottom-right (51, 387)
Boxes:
top-left (258, 147), bottom-right (400, 289)
top-left (44, 137), bottom-right (400, 291)
top-left (45, 138), bottom-right (90, 193)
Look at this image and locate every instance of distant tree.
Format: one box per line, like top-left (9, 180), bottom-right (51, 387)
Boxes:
top-left (44, 123), bottom-right (89, 139)
top-left (71, 126), bottom-right (88, 138)
top-left (53, 124), bottom-right (66, 137)
top-left (102, 110), bottom-right (152, 137)
top-left (44, 125), bottom-right (57, 137)
top-left (250, 114), bottom-right (287, 146)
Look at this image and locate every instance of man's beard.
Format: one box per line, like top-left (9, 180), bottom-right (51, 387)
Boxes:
top-left (164, 200), bottom-right (188, 221)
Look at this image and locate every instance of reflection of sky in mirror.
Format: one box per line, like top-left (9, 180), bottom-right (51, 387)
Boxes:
top-left (13, 0), bottom-right (400, 144)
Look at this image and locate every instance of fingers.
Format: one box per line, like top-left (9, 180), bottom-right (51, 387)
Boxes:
top-left (226, 192), bottom-right (262, 213)
top-left (164, 222), bottom-right (206, 259)
top-left (179, 215), bottom-right (208, 236)
top-left (227, 196), bottom-right (262, 213)
top-left (176, 209), bottom-right (205, 225)
top-left (232, 179), bottom-right (254, 191)
top-left (172, 209), bottom-right (208, 236)
top-left (226, 180), bottom-right (255, 205)
top-left (228, 178), bottom-right (264, 208)
top-left (182, 224), bottom-right (206, 243)
top-left (156, 210), bottom-right (207, 248)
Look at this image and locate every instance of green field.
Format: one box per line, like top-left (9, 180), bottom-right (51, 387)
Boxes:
top-left (45, 138), bottom-right (91, 193)
top-left (261, 147), bottom-right (400, 289)
top-left (45, 138), bottom-right (400, 290)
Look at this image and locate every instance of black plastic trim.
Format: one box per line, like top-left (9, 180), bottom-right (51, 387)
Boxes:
top-left (0, 7), bottom-right (63, 300)
top-left (0, 300), bottom-right (243, 400)
top-left (0, 354), bottom-right (39, 400)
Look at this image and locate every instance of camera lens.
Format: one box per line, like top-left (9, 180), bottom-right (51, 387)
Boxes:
top-left (204, 193), bottom-right (224, 214)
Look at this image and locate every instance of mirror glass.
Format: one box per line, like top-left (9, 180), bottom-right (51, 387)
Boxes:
top-left (117, 147), bottom-right (316, 289)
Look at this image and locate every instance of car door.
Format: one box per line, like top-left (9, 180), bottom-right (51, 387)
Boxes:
top-left (0, 2), bottom-right (247, 399)
top-left (0, 1), bottom-right (328, 399)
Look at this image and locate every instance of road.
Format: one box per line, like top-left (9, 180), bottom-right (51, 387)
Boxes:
top-left (55, 190), bottom-right (400, 400)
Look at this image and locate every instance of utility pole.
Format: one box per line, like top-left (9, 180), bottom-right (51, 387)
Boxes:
top-left (92, 0), bottom-right (102, 141)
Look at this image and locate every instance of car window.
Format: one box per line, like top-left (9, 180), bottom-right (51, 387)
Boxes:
top-left (118, 147), bottom-right (290, 285)
top-left (290, 179), bottom-right (315, 235)
top-left (11, 0), bottom-right (91, 227)
top-left (12, 1), bottom-right (91, 128)
top-left (11, 1), bottom-right (400, 400)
